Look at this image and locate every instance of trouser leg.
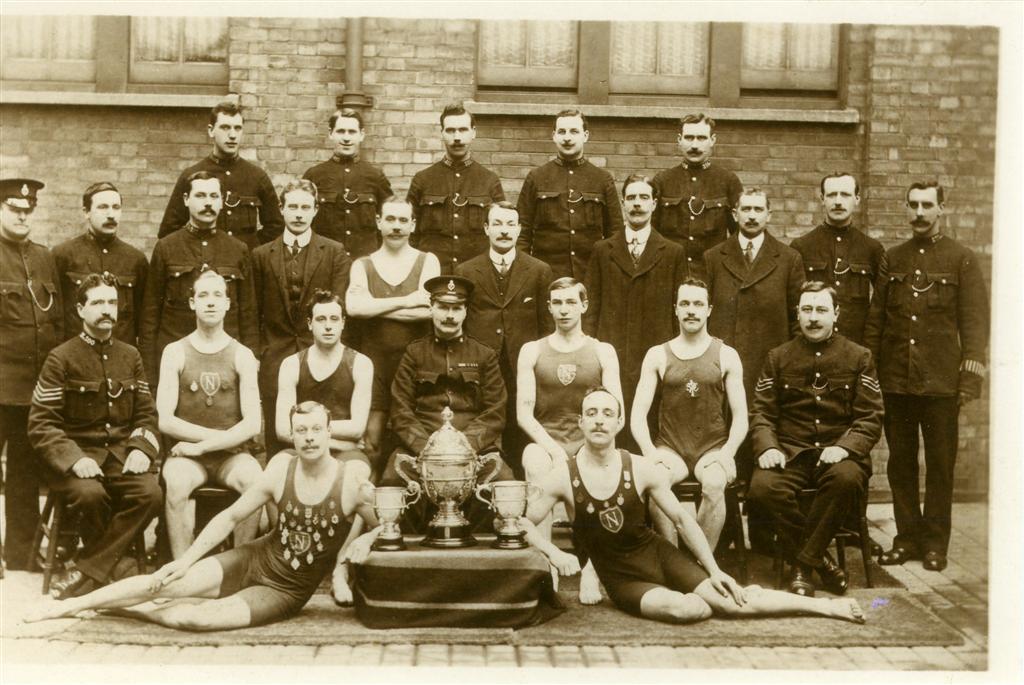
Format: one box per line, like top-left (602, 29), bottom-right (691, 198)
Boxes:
top-left (796, 459), bottom-right (869, 567)
top-left (919, 396), bottom-right (959, 555)
top-left (883, 393), bottom-right (924, 550)
top-left (1, 405), bottom-right (40, 570)
top-left (748, 458), bottom-right (812, 562)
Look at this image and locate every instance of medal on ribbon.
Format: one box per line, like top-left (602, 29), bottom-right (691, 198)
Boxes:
top-left (199, 372), bottom-right (221, 407)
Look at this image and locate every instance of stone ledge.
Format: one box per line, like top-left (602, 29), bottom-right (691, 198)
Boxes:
top-left (467, 100), bottom-right (860, 124)
top-left (0, 91), bottom-right (226, 108)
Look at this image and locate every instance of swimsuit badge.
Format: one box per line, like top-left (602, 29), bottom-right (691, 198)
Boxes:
top-left (557, 364), bottom-right (577, 386)
top-left (599, 505), bottom-right (624, 533)
top-left (199, 372), bottom-right (221, 407)
top-left (686, 379), bottom-right (699, 397)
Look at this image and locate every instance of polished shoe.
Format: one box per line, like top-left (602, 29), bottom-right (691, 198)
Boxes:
top-left (922, 551), bottom-right (948, 572)
top-left (788, 565), bottom-right (816, 597)
top-left (50, 568), bottom-right (98, 600)
top-left (817, 553), bottom-right (849, 595)
top-left (878, 545), bottom-right (920, 565)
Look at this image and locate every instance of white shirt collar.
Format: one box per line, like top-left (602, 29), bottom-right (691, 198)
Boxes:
top-left (283, 229), bottom-right (312, 249)
top-left (490, 247), bottom-right (516, 267)
top-left (625, 225), bottom-right (651, 245)
top-left (739, 231), bottom-right (765, 256)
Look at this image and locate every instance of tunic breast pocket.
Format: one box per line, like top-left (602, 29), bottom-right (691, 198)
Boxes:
top-left (699, 196), bottom-right (730, 234)
top-left (655, 196), bottom-right (684, 237)
top-left (827, 375), bottom-right (856, 412)
top-left (416, 195), bottom-right (448, 235)
top-left (534, 190), bottom-right (563, 227)
top-left (844, 262), bottom-right (874, 302)
top-left (0, 281), bottom-right (32, 323)
top-left (215, 265), bottom-right (246, 304)
top-left (885, 272), bottom-right (911, 312)
top-left (115, 274), bottom-right (138, 317)
top-left (106, 377), bottom-right (138, 423)
top-left (462, 195), bottom-right (490, 230)
top-left (223, 194), bottom-right (260, 235)
top-left (579, 192), bottom-right (607, 232)
top-left (350, 191), bottom-right (379, 228)
top-left (780, 375), bottom-right (812, 403)
top-left (166, 265), bottom-right (196, 308)
top-left (65, 379), bottom-right (105, 422)
top-left (926, 271), bottom-right (958, 310)
top-left (804, 260), bottom-right (829, 282)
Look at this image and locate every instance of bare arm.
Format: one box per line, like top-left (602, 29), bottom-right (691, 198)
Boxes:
top-left (520, 462), bottom-right (579, 574)
top-left (275, 354), bottom-right (300, 444)
top-left (156, 342), bottom-right (222, 443)
top-left (345, 256), bottom-right (433, 320)
top-left (718, 345), bottom-right (749, 461)
top-left (515, 341), bottom-right (566, 459)
top-left (329, 353), bottom-right (373, 447)
top-left (630, 346), bottom-right (663, 459)
top-left (596, 342), bottom-right (624, 411)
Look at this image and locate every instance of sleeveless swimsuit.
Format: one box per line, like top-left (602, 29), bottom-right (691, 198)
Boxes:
top-left (533, 337), bottom-right (603, 454)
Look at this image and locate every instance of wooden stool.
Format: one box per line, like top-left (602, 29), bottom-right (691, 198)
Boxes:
top-left (28, 490), bottom-right (147, 595)
top-left (192, 486), bottom-right (240, 555)
top-left (772, 488), bottom-right (873, 589)
top-left (671, 479), bottom-right (748, 584)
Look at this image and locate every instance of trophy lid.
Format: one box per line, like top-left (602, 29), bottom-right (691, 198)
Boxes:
top-left (420, 407), bottom-right (476, 461)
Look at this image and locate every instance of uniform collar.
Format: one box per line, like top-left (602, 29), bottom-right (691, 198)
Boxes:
top-left (800, 331), bottom-right (836, 349)
top-left (0, 232), bottom-right (29, 250)
top-left (331, 152), bottom-right (360, 164)
top-left (283, 229), bottom-right (312, 248)
top-left (912, 231), bottom-right (944, 245)
top-left (434, 333), bottom-right (465, 345)
top-left (79, 331), bottom-right (113, 347)
top-left (209, 152), bottom-right (239, 166)
top-left (683, 160), bottom-right (712, 171)
top-left (442, 155), bottom-right (473, 168)
top-left (186, 221), bottom-right (217, 238)
top-left (822, 221), bottom-right (854, 234)
top-left (554, 155), bottom-right (587, 168)
top-left (87, 227), bottom-right (118, 247)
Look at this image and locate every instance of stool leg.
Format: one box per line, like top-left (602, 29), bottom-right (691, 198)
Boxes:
top-left (29, 495), bottom-right (55, 573)
top-left (836, 536), bottom-right (847, 571)
top-left (133, 530), bottom-right (148, 575)
top-left (726, 487), bottom-right (748, 584)
top-left (773, 533), bottom-right (786, 589)
top-left (860, 513), bottom-right (874, 588)
top-left (42, 501), bottom-right (64, 595)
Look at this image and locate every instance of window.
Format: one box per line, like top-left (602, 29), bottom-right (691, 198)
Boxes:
top-left (0, 15), bottom-right (228, 93)
top-left (476, 20), bottom-right (845, 107)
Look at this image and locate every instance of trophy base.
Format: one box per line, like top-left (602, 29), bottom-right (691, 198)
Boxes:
top-left (372, 537), bottom-right (406, 552)
top-left (422, 523), bottom-right (477, 548)
top-left (492, 533), bottom-right (528, 550)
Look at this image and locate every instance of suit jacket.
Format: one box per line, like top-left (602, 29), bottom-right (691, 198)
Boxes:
top-left (251, 233), bottom-right (352, 392)
top-left (704, 232), bottom-right (805, 400)
top-left (456, 252), bottom-right (554, 377)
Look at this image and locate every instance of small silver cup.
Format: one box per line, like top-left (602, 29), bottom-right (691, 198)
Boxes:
top-left (475, 480), bottom-right (541, 549)
top-left (372, 483), bottom-right (421, 551)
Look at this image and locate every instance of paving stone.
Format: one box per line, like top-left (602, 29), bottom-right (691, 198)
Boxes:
top-left (803, 646), bottom-right (858, 669)
top-left (875, 646), bottom-right (936, 670)
top-left (312, 644), bottom-right (354, 664)
top-left (380, 642), bottom-right (415, 667)
top-left (580, 644), bottom-right (618, 668)
top-left (911, 646), bottom-right (972, 670)
top-left (772, 646), bottom-right (834, 670)
top-left (669, 646), bottom-right (716, 669)
top-left (705, 646), bottom-right (755, 669)
top-left (246, 645), bottom-right (317, 664)
top-left (484, 644), bottom-right (518, 668)
top-left (414, 643), bottom-right (449, 666)
top-left (348, 643), bottom-right (383, 666)
top-left (551, 645), bottom-right (584, 668)
top-left (141, 645), bottom-right (185, 664)
top-left (739, 646), bottom-right (789, 670)
top-left (612, 645), bottom-right (651, 669)
top-left (839, 646), bottom-right (896, 669)
top-left (450, 644), bottom-right (486, 667)
top-left (96, 644), bottom-right (150, 663)
top-left (517, 645), bottom-right (553, 668)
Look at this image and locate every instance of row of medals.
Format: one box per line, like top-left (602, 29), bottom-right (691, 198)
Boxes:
top-left (573, 468), bottom-right (631, 514)
top-left (279, 499), bottom-right (341, 569)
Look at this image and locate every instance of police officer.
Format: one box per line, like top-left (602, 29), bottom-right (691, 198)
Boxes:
top-left (381, 275), bottom-right (515, 530)
top-left (407, 103), bottom-right (505, 273)
top-left (303, 108), bottom-right (392, 259)
top-left (158, 100), bottom-right (284, 251)
top-left (748, 282), bottom-right (883, 597)
top-left (864, 181), bottom-right (989, 572)
top-left (28, 273), bottom-right (162, 599)
top-left (790, 173), bottom-right (885, 344)
top-left (651, 113), bottom-right (742, 279)
top-left (517, 109), bottom-right (623, 280)
top-left (53, 182), bottom-right (148, 345)
top-left (139, 171), bottom-right (258, 385)
top-left (0, 177), bottom-right (63, 571)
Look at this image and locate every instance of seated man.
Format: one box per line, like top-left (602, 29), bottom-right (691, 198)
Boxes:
top-left (747, 281), bottom-right (884, 596)
top-left (157, 268), bottom-right (264, 559)
top-left (276, 289), bottom-right (373, 603)
top-left (382, 275), bottom-right (514, 531)
top-left (29, 273), bottom-right (163, 599)
top-left (517, 276), bottom-right (621, 602)
top-left (631, 278), bottom-right (747, 550)
top-left (26, 401), bottom-right (378, 630)
top-left (523, 387), bottom-right (864, 624)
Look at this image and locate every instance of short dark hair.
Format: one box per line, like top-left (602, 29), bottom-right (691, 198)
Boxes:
top-left (548, 276), bottom-right (588, 303)
top-left (738, 186), bottom-right (771, 210)
top-left (906, 180), bottom-right (945, 205)
top-left (209, 100), bottom-right (243, 127)
top-left (554, 108), bottom-right (588, 131)
top-left (800, 280), bottom-right (838, 308)
top-left (486, 201), bottom-right (518, 224)
top-left (307, 289), bottom-right (345, 319)
top-left (676, 277), bottom-right (709, 301)
top-left (185, 171), bottom-right (222, 195)
top-left (378, 195), bottom-right (414, 215)
top-left (191, 267), bottom-right (226, 296)
top-left (820, 172), bottom-right (860, 197)
top-left (329, 108), bottom-right (364, 132)
top-left (290, 400), bottom-right (332, 428)
top-left (76, 272), bottom-right (118, 306)
top-left (621, 174), bottom-right (657, 200)
top-left (679, 113), bottom-right (716, 134)
top-left (440, 103), bottom-right (475, 129)
top-left (581, 386), bottom-right (622, 418)
top-left (82, 182), bottom-right (120, 211)
top-left (279, 178), bottom-right (318, 206)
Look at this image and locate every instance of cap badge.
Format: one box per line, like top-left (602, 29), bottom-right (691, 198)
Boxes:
top-left (20, 184), bottom-right (29, 197)
top-left (447, 279), bottom-right (455, 292)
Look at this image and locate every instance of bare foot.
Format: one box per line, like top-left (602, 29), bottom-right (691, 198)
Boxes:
top-left (550, 565), bottom-right (560, 592)
top-left (831, 597), bottom-right (866, 623)
top-left (578, 561), bottom-right (602, 605)
top-left (22, 601), bottom-right (70, 623)
top-left (332, 563), bottom-right (353, 607)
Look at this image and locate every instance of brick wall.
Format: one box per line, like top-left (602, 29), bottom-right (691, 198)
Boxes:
top-left (0, 17), bottom-right (996, 497)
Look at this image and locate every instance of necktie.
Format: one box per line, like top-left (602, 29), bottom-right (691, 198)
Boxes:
top-left (743, 241), bottom-right (754, 266)
top-left (288, 243), bottom-right (300, 259)
top-left (497, 258), bottom-right (508, 276)
top-left (630, 239), bottom-right (642, 266)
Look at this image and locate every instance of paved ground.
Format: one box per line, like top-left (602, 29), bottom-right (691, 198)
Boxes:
top-left (1, 502), bottom-right (989, 672)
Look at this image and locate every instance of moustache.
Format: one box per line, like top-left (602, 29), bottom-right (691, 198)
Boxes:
top-left (745, 220), bottom-right (759, 226)
top-left (98, 315), bottom-right (115, 322)
top-left (103, 220), bottom-right (118, 227)
top-left (912, 218), bottom-right (929, 225)
top-left (806, 323), bottom-right (823, 329)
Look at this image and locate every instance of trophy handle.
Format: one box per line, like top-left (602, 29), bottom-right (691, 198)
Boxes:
top-left (474, 482), bottom-right (494, 508)
top-left (404, 480), bottom-right (422, 506)
top-left (477, 451), bottom-right (502, 487)
top-left (394, 453), bottom-right (417, 489)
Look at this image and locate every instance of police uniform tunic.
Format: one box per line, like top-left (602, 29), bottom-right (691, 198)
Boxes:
top-left (517, 156), bottom-right (624, 280)
top-left (790, 223), bottom-right (884, 344)
top-left (158, 154), bottom-right (285, 250)
top-left (28, 332), bottom-right (162, 583)
top-left (863, 233), bottom-right (989, 555)
top-left (0, 234), bottom-right (63, 569)
top-left (747, 334), bottom-right (883, 567)
top-left (53, 232), bottom-right (148, 345)
top-left (651, 162), bottom-right (742, 278)
top-left (138, 225), bottom-right (258, 384)
top-left (303, 154), bottom-right (392, 258)
top-left (407, 157), bottom-right (505, 272)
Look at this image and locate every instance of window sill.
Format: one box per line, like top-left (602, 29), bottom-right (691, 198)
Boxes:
top-left (0, 90), bottom-right (227, 108)
top-left (466, 100), bottom-right (859, 125)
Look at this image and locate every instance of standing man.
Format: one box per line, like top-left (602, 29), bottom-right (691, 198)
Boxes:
top-left (631, 278), bottom-right (748, 551)
top-left (303, 108), bottom-right (392, 258)
top-left (157, 268), bottom-right (264, 560)
top-left (407, 103), bottom-right (504, 272)
top-left (747, 282), bottom-right (883, 596)
top-left (0, 178), bottom-right (63, 571)
top-left (865, 182), bottom-right (989, 572)
top-left (53, 182), bottom-right (148, 345)
top-left (585, 175), bottom-right (687, 438)
top-left (140, 171), bottom-right (258, 385)
top-left (518, 109), bottom-right (623, 280)
top-left (158, 101), bottom-right (283, 251)
top-left (652, 113), bottom-right (742, 279)
top-left (791, 173), bottom-right (885, 344)
top-left (29, 274), bottom-right (163, 599)
top-left (456, 201), bottom-right (554, 470)
top-left (252, 179), bottom-right (350, 455)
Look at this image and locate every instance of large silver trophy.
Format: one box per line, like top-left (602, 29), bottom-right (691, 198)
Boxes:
top-left (371, 483), bottom-right (421, 551)
top-left (475, 480), bottom-right (541, 549)
top-left (395, 406), bottom-right (500, 548)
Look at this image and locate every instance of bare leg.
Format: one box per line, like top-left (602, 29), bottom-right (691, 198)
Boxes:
top-left (578, 560), bottom-right (603, 605)
top-left (331, 459), bottom-right (370, 606)
top-left (163, 457), bottom-right (207, 559)
top-left (694, 580), bottom-right (865, 623)
top-left (638, 586), bottom-right (714, 624)
top-left (218, 453), bottom-right (264, 546)
top-left (523, 444), bottom-right (559, 588)
top-left (647, 448), bottom-right (689, 546)
top-left (694, 457), bottom-right (729, 550)
top-left (104, 594), bottom-right (253, 631)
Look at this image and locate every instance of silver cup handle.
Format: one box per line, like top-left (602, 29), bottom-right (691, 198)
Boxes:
top-left (476, 451), bottom-right (502, 487)
top-left (404, 480), bottom-right (422, 507)
top-left (394, 453), bottom-right (418, 490)
top-left (474, 482), bottom-right (495, 509)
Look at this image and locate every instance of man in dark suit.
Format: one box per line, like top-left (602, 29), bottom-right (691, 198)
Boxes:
top-left (456, 201), bottom-right (554, 473)
top-left (584, 174), bottom-right (688, 447)
top-left (252, 179), bottom-right (351, 454)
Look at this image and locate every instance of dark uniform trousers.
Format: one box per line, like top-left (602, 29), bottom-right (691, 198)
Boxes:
top-left (747, 335), bottom-right (883, 567)
top-left (158, 154), bottom-right (285, 251)
top-left (1, 235), bottom-right (63, 569)
top-left (28, 333), bottom-right (162, 583)
top-left (407, 157), bottom-right (505, 273)
top-left (381, 333), bottom-right (514, 533)
top-left (864, 234), bottom-right (989, 556)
